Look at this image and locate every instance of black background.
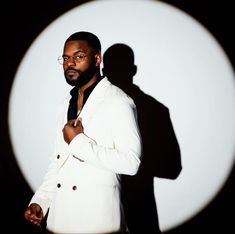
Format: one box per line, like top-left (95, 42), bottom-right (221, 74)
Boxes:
top-left (1, 0), bottom-right (234, 233)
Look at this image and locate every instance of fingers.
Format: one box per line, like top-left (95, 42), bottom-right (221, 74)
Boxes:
top-left (67, 117), bottom-right (82, 127)
top-left (65, 118), bottom-right (83, 129)
top-left (62, 118), bottom-right (83, 144)
top-left (74, 117), bottom-right (82, 127)
top-left (25, 211), bottom-right (42, 226)
top-left (24, 205), bottom-right (43, 227)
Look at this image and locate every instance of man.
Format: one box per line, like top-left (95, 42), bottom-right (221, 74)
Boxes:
top-left (24, 31), bottom-right (142, 234)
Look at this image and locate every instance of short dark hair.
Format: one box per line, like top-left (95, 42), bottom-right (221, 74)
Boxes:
top-left (65, 31), bottom-right (101, 51)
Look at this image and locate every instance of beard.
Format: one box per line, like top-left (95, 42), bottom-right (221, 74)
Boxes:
top-left (64, 64), bottom-right (97, 87)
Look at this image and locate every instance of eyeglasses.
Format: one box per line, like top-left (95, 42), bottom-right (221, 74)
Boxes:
top-left (57, 53), bottom-right (87, 65)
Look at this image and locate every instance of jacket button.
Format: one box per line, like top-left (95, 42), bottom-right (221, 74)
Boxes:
top-left (72, 185), bottom-right (77, 190)
top-left (57, 155), bottom-right (60, 159)
top-left (57, 183), bottom-right (61, 188)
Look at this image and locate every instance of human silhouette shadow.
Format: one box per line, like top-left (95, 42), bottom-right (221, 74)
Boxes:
top-left (102, 44), bottom-right (182, 234)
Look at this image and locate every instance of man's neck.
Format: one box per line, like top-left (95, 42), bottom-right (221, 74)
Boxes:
top-left (79, 73), bottom-right (101, 95)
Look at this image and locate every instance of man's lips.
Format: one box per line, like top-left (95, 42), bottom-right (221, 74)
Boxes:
top-left (66, 69), bottom-right (78, 76)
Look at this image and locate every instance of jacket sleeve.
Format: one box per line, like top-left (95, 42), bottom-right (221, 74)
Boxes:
top-left (68, 97), bottom-right (142, 175)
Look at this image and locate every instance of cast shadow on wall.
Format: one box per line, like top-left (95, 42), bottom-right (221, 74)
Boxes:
top-left (102, 44), bottom-right (182, 234)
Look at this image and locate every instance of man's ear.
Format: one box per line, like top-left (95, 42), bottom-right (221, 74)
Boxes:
top-left (95, 53), bottom-right (101, 66)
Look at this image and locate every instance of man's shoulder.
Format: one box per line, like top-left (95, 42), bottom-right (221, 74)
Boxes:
top-left (107, 83), bottom-right (133, 100)
top-left (105, 82), bottom-right (136, 109)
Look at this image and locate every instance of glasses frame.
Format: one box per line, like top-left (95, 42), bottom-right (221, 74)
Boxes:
top-left (57, 53), bottom-right (87, 65)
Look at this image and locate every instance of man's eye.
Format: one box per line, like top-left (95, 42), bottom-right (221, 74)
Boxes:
top-left (63, 57), bottom-right (69, 61)
top-left (76, 54), bottom-right (85, 59)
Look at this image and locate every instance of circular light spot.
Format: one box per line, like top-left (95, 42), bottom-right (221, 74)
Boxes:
top-left (8, 0), bottom-right (235, 232)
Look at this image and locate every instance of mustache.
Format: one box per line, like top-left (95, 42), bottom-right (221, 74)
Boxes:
top-left (65, 68), bottom-right (81, 74)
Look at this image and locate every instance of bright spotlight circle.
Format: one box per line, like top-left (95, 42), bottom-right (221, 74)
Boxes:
top-left (8, 0), bottom-right (235, 232)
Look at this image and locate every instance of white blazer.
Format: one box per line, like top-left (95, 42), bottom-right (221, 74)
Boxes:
top-left (30, 77), bottom-right (142, 234)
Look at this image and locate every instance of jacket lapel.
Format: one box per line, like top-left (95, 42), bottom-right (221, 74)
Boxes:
top-left (58, 77), bottom-right (111, 167)
top-left (78, 77), bottom-right (111, 127)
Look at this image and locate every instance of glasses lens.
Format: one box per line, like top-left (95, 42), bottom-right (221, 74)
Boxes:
top-left (58, 56), bottom-right (64, 65)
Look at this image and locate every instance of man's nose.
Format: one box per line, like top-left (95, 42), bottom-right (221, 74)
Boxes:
top-left (67, 57), bottom-right (76, 66)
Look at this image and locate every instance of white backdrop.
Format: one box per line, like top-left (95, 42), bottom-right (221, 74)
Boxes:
top-left (8, 0), bottom-right (235, 232)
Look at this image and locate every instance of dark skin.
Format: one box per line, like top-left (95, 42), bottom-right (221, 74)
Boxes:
top-left (24, 39), bottom-right (102, 226)
top-left (24, 203), bottom-right (43, 227)
top-left (62, 40), bottom-right (101, 143)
